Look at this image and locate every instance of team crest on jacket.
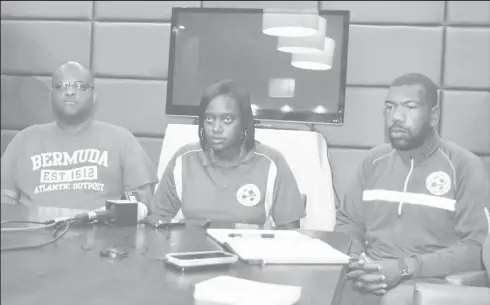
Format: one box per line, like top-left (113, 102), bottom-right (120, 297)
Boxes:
top-left (236, 184), bottom-right (261, 207)
top-left (426, 171), bottom-right (451, 196)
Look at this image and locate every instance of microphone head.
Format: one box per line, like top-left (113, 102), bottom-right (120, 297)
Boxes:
top-left (103, 200), bottom-right (149, 226)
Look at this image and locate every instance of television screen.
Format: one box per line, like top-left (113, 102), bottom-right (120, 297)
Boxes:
top-left (166, 8), bottom-right (350, 125)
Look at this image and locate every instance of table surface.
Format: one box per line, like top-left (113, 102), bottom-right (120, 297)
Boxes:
top-left (1, 204), bottom-right (350, 305)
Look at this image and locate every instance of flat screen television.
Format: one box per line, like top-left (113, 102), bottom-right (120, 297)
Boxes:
top-left (166, 8), bottom-right (350, 125)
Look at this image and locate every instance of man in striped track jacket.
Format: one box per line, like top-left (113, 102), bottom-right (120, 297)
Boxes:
top-left (336, 73), bottom-right (490, 305)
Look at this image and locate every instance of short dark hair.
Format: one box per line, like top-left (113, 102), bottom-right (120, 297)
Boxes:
top-left (197, 80), bottom-right (255, 151)
top-left (390, 73), bottom-right (439, 108)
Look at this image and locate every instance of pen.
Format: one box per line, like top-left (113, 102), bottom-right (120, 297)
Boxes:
top-left (228, 233), bottom-right (242, 238)
top-left (260, 233), bottom-right (275, 238)
top-left (246, 259), bottom-right (264, 265)
top-left (227, 233), bottom-right (275, 238)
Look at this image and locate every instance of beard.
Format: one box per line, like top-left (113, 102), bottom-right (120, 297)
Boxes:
top-left (51, 100), bottom-right (95, 125)
top-left (388, 122), bottom-right (433, 151)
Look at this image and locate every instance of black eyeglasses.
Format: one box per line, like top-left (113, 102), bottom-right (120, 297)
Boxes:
top-left (53, 81), bottom-right (95, 91)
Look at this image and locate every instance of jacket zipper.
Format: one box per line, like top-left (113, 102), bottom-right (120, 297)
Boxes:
top-left (398, 158), bottom-right (414, 216)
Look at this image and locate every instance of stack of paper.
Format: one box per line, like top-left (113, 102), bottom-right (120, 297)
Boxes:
top-left (207, 229), bottom-right (350, 265)
top-left (194, 275), bottom-right (302, 305)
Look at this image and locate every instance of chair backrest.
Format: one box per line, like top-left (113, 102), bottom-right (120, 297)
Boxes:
top-left (1, 130), bottom-right (18, 156)
top-left (301, 193), bottom-right (307, 210)
top-left (156, 124), bottom-right (336, 231)
top-left (484, 237), bottom-right (490, 283)
top-left (484, 208), bottom-right (490, 283)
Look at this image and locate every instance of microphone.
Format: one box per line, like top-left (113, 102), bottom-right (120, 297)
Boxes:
top-left (72, 206), bottom-right (115, 224)
top-left (52, 201), bottom-right (148, 226)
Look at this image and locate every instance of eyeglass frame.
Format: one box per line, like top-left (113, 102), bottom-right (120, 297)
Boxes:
top-left (52, 81), bottom-right (96, 92)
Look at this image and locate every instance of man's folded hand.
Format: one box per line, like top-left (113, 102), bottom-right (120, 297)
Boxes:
top-left (353, 273), bottom-right (387, 295)
top-left (345, 254), bottom-right (406, 295)
top-left (346, 253), bottom-right (381, 280)
top-left (366, 259), bottom-right (403, 289)
top-left (351, 258), bottom-right (404, 295)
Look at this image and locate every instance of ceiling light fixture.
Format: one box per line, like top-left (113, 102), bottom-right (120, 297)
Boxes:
top-left (291, 37), bottom-right (336, 70)
top-left (277, 16), bottom-right (327, 54)
top-left (262, 10), bottom-right (320, 37)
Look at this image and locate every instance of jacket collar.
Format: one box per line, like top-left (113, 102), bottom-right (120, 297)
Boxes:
top-left (397, 129), bottom-right (441, 165)
top-left (198, 142), bottom-right (255, 168)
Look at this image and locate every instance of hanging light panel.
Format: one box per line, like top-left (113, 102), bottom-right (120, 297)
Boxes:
top-left (291, 37), bottom-right (336, 70)
top-left (277, 16), bottom-right (327, 54)
top-left (262, 11), bottom-right (320, 37)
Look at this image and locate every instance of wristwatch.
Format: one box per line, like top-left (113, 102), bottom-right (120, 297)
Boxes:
top-left (398, 258), bottom-right (414, 279)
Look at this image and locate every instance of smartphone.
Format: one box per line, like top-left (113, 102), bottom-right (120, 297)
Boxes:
top-left (164, 250), bottom-right (238, 270)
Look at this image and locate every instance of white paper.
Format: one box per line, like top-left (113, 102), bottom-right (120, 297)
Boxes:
top-left (207, 229), bottom-right (312, 244)
top-left (207, 229), bottom-right (350, 265)
top-left (194, 275), bottom-right (301, 305)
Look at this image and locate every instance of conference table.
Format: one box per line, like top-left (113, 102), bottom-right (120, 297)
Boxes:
top-left (1, 204), bottom-right (351, 305)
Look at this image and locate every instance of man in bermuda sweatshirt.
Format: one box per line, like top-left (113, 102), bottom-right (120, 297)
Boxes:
top-left (336, 73), bottom-right (490, 305)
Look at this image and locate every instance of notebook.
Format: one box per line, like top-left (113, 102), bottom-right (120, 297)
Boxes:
top-left (194, 275), bottom-right (302, 305)
top-left (207, 229), bottom-right (350, 265)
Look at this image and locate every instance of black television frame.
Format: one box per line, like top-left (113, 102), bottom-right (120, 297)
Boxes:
top-left (166, 7), bottom-right (350, 126)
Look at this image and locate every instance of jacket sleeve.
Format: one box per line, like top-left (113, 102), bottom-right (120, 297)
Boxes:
top-left (334, 158), bottom-right (368, 255)
top-left (1, 131), bottom-right (24, 204)
top-left (269, 152), bottom-right (306, 227)
top-left (120, 129), bottom-right (159, 193)
top-left (412, 158), bottom-right (490, 277)
top-left (146, 153), bottom-right (182, 223)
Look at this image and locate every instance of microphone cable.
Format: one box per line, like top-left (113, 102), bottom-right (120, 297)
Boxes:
top-left (1, 220), bottom-right (71, 252)
top-left (0, 220), bottom-right (58, 232)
